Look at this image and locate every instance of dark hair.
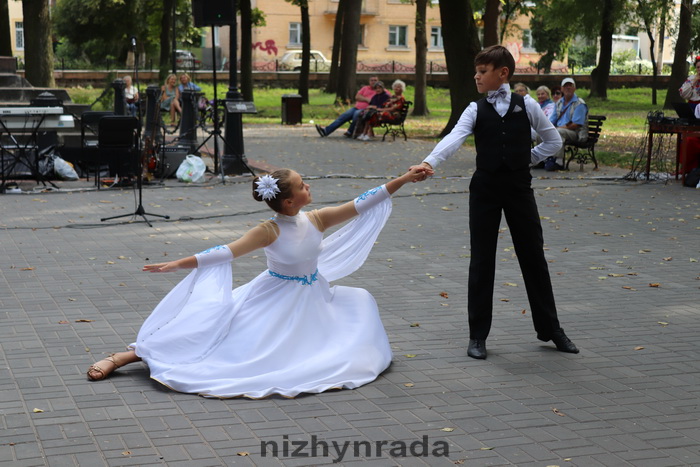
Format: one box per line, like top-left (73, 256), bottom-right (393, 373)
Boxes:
top-left (373, 81), bottom-right (385, 89)
top-left (474, 45), bottom-right (515, 80)
top-left (252, 169), bottom-right (294, 213)
top-left (551, 85), bottom-right (562, 95)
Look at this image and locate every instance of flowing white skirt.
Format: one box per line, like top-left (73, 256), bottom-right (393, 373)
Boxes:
top-left (131, 198), bottom-right (394, 398)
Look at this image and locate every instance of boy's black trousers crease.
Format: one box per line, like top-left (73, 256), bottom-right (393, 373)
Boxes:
top-left (467, 167), bottom-right (561, 341)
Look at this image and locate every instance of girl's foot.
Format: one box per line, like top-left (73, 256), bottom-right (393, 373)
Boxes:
top-left (87, 354), bottom-right (122, 381)
top-left (86, 351), bottom-right (140, 381)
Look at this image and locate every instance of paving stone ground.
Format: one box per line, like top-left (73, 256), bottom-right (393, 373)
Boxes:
top-left (1, 124), bottom-right (699, 466)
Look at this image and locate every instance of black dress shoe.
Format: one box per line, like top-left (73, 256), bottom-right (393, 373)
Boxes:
top-left (467, 339), bottom-right (487, 359)
top-left (551, 328), bottom-right (579, 353)
top-left (315, 124), bottom-right (326, 137)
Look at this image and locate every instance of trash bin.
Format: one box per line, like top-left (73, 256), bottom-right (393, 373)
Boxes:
top-left (281, 94), bottom-right (302, 125)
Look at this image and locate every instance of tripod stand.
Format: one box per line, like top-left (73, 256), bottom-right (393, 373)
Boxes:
top-left (194, 25), bottom-right (254, 181)
top-left (101, 38), bottom-right (169, 227)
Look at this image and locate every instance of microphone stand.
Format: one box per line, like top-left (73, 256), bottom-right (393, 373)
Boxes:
top-left (101, 37), bottom-right (169, 227)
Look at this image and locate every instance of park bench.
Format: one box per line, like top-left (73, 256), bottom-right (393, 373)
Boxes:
top-left (564, 114), bottom-right (606, 170)
top-left (379, 100), bottom-right (412, 141)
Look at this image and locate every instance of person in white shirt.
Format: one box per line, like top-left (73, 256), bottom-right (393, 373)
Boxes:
top-left (411, 45), bottom-right (578, 360)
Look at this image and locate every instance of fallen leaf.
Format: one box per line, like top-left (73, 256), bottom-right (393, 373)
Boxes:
top-left (521, 309), bottom-right (527, 314)
top-left (658, 321), bottom-right (669, 326)
top-left (439, 291), bottom-right (449, 299)
top-left (117, 256), bottom-right (127, 260)
top-left (75, 319), bottom-right (93, 323)
top-left (404, 383), bottom-right (414, 387)
top-left (441, 206), bottom-right (453, 211)
top-left (662, 257), bottom-right (672, 261)
top-left (32, 408), bottom-right (43, 413)
top-left (552, 408), bottom-right (565, 416)
top-left (68, 298), bottom-right (76, 301)
top-left (440, 427), bottom-right (455, 432)
top-left (237, 452), bottom-right (250, 456)
top-left (58, 320), bottom-right (69, 324)
top-left (504, 282), bottom-right (518, 287)
top-left (121, 451), bottom-right (131, 456)
top-left (106, 261), bottom-right (115, 265)
top-left (608, 273), bottom-right (624, 277)
top-left (480, 447), bottom-right (493, 450)
top-left (622, 286), bottom-right (637, 291)
top-left (410, 323), bottom-right (420, 327)
top-left (649, 283), bottom-right (661, 287)
top-left (634, 346), bottom-right (644, 350)
top-left (500, 298), bottom-right (510, 302)
top-left (404, 354), bottom-right (417, 358)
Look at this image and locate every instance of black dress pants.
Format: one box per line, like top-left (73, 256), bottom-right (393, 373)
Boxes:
top-left (467, 168), bottom-right (561, 341)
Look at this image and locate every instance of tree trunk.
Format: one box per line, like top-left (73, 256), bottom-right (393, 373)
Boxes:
top-left (438, 0), bottom-right (481, 137)
top-left (240, 0), bottom-right (254, 101)
top-left (656, 4), bottom-right (667, 75)
top-left (482, 0), bottom-right (500, 47)
top-left (664, 0), bottom-right (692, 109)
top-left (299, 4), bottom-right (310, 104)
top-left (327, 0), bottom-right (345, 95)
top-left (159, 0), bottom-right (175, 83)
top-left (412, 0), bottom-right (429, 116)
top-left (588, 0), bottom-right (614, 99)
top-left (22, 0), bottom-right (54, 87)
top-left (0, 0), bottom-right (12, 56)
top-left (336, 0), bottom-right (361, 104)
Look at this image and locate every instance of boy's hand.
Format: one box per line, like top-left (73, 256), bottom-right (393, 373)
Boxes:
top-left (409, 162), bottom-right (434, 182)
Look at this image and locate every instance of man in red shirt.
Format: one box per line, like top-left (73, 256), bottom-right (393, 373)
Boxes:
top-left (316, 75), bottom-right (384, 137)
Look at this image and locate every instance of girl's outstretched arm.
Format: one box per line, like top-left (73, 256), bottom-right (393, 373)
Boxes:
top-left (316, 166), bottom-right (427, 231)
top-left (143, 223), bottom-right (274, 272)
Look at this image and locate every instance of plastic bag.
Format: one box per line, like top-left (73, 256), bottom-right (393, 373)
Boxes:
top-left (176, 155), bottom-right (206, 183)
top-left (53, 156), bottom-right (79, 180)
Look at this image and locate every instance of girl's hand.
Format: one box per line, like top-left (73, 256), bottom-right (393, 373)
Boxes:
top-left (143, 261), bottom-right (179, 273)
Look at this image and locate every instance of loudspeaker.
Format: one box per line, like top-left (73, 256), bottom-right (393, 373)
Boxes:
top-left (158, 145), bottom-right (189, 179)
top-left (192, 0), bottom-right (235, 27)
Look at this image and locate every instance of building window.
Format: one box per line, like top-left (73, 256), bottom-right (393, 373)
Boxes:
top-left (388, 25), bottom-right (408, 47)
top-left (289, 22), bottom-right (302, 46)
top-left (522, 29), bottom-right (533, 50)
top-left (430, 26), bottom-right (443, 49)
top-left (15, 22), bottom-right (23, 50)
top-left (359, 24), bottom-right (366, 47)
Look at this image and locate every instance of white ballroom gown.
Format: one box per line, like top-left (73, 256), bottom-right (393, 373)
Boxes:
top-left (130, 195), bottom-right (393, 398)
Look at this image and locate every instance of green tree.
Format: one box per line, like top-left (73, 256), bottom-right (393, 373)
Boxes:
top-left (438, 0), bottom-right (481, 137)
top-left (336, 0), bottom-right (361, 104)
top-left (410, 0), bottom-right (430, 116)
top-left (664, 0), bottom-right (694, 109)
top-left (23, 0), bottom-right (54, 87)
top-left (529, 4), bottom-right (574, 73)
top-left (326, 0), bottom-right (345, 95)
top-left (633, 0), bottom-right (673, 105)
top-left (0, 0), bottom-right (12, 56)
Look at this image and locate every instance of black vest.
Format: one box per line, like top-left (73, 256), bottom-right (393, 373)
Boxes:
top-left (474, 93), bottom-right (532, 172)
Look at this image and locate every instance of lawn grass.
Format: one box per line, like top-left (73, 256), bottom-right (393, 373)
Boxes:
top-left (68, 83), bottom-right (670, 167)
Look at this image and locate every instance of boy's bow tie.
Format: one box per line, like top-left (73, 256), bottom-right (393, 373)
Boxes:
top-left (486, 88), bottom-right (508, 104)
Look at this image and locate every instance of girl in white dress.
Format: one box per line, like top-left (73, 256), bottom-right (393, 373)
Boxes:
top-left (86, 167), bottom-right (426, 398)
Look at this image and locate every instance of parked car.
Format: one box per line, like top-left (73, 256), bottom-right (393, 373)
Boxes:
top-left (175, 50), bottom-right (202, 70)
top-left (278, 50), bottom-right (331, 72)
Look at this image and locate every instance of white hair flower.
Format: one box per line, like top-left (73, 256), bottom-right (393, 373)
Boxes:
top-left (255, 174), bottom-right (280, 201)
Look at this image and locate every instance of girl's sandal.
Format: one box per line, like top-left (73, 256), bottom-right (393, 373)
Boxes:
top-left (87, 354), bottom-right (121, 381)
